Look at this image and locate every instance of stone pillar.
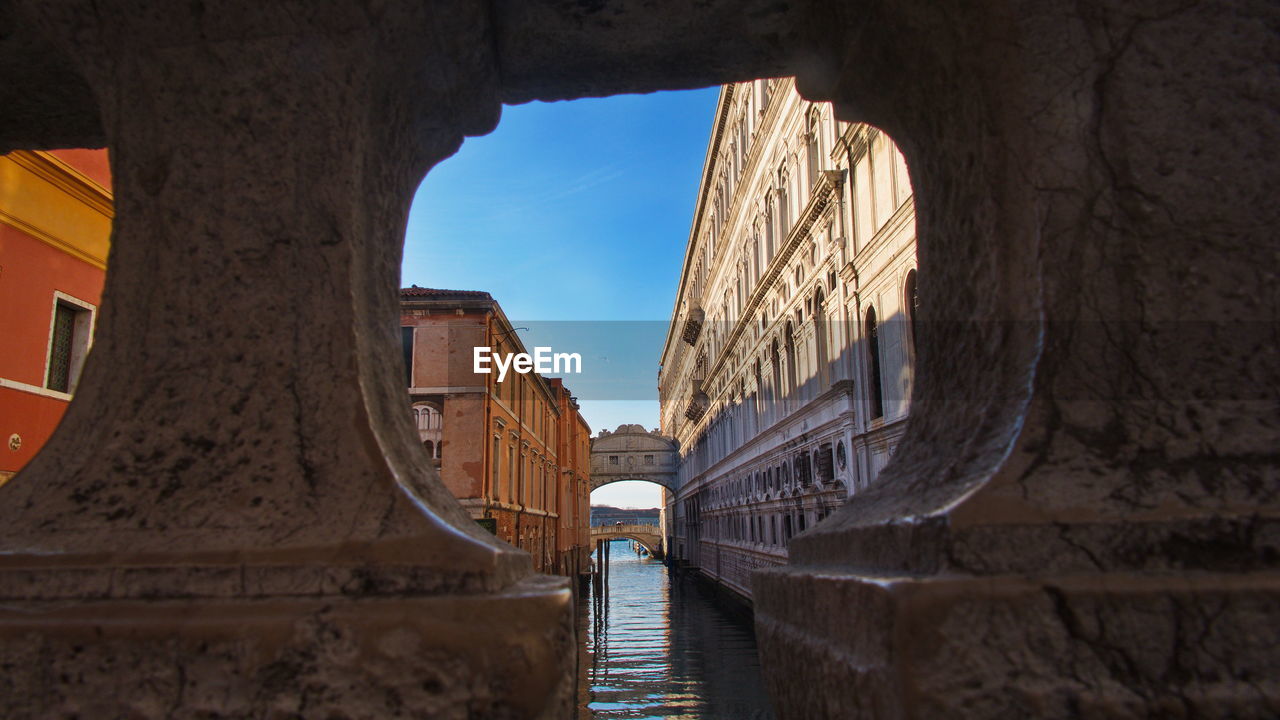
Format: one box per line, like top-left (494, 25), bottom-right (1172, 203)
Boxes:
top-left (0, 2), bottom-right (572, 717)
top-left (756, 1), bottom-right (1279, 716)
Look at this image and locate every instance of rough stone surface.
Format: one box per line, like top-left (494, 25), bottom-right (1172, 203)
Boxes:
top-left (758, 0), bottom-right (1279, 716)
top-left (0, 1), bottom-right (574, 715)
top-left (0, 576), bottom-right (574, 720)
top-left (0, 0), bottom-right (1276, 716)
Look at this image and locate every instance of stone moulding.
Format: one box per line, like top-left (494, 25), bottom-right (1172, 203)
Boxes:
top-left (0, 575), bottom-right (573, 720)
top-left (755, 568), bottom-right (1280, 718)
top-left (0, 0), bottom-right (1275, 716)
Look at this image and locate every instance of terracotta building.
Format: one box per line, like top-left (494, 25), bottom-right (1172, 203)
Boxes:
top-left (0, 149), bottom-right (112, 486)
top-left (400, 287), bottom-right (591, 578)
top-left (548, 377), bottom-right (591, 582)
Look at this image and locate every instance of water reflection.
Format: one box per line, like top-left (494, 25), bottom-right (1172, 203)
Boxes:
top-left (580, 540), bottom-right (775, 719)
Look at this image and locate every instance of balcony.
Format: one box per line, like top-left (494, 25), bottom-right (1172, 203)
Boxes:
top-left (681, 305), bottom-right (705, 345)
top-left (684, 390), bottom-right (709, 422)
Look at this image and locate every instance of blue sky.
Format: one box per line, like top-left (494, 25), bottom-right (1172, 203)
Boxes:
top-left (402, 88), bottom-right (719, 508)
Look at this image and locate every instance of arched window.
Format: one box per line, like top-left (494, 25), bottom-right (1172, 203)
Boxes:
top-left (807, 110), bottom-right (821, 189)
top-left (814, 288), bottom-right (828, 385)
top-left (753, 359), bottom-right (764, 421)
top-left (905, 268), bottom-right (919, 357)
top-left (784, 321), bottom-right (797, 399)
top-left (764, 202), bottom-right (775, 259)
top-left (770, 339), bottom-right (782, 417)
top-left (752, 234), bottom-right (761, 284)
top-left (412, 401), bottom-right (443, 460)
top-left (866, 307), bottom-right (885, 419)
top-left (777, 177), bottom-right (790, 237)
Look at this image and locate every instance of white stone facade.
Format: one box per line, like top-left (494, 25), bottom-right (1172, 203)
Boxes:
top-left (659, 79), bottom-right (919, 599)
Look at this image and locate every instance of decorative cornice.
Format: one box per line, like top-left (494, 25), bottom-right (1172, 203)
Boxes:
top-left (8, 151), bottom-right (112, 215)
top-left (662, 83), bottom-right (737, 367)
top-left (0, 150), bottom-right (113, 270)
top-left (703, 170), bottom-right (844, 391)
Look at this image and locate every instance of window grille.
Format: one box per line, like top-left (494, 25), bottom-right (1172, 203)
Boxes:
top-left (46, 303), bottom-right (77, 392)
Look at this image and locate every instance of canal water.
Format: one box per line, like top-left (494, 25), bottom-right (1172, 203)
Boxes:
top-left (579, 540), bottom-right (776, 719)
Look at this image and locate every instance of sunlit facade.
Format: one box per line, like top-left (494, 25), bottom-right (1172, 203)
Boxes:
top-left (658, 79), bottom-right (919, 599)
top-left (400, 287), bottom-right (592, 577)
top-left (0, 149), bottom-right (112, 486)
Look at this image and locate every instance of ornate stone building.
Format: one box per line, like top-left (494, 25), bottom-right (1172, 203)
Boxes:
top-left (659, 79), bottom-right (918, 599)
top-left (400, 287), bottom-right (592, 579)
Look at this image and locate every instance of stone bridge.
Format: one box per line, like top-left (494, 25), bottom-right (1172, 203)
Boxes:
top-left (590, 425), bottom-right (679, 492)
top-left (592, 524), bottom-right (663, 558)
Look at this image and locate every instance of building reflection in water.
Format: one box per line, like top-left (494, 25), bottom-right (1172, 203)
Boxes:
top-left (580, 540), bottom-right (775, 719)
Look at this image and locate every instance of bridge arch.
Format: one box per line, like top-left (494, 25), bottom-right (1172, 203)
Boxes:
top-left (592, 475), bottom-right (674, 493)
top-left (591, 524), bottom-right (663, 559)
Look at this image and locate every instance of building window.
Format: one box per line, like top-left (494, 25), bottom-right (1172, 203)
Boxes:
top-left (491, 436), bottom-right (500, 496)
top-left (784, 322), bottom-right (797, 399)
top-left (814, 288), bottom-right (828, 383)
top-left (866, 306), bottom-right (885, 419)
top-left (411, 402), bottom-right (442, 460)
top-left (46, 296), bottom-right (94, 394)
top-left (905, 268), bottom-right (919, 356)
top-left (807, 111), bottom-right (821, 189)
top-left (609, 455), bottom-right (619, 465)
top-left (507, 446), bottom-right (515, 503)
top-left (400, 326), bottom-right (414, 387)
top-left (817, 443), bottom-right (834, 483)
top-left (796, 452), bottom-right (812, 486)
top-left (644, 454), bottom-right (654, 465)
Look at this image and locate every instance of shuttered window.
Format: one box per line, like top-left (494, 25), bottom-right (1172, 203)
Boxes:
top-left (46, 303), bottom-right (77, 392)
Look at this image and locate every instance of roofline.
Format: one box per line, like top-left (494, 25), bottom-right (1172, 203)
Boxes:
top-left (659, 82), bottom-right (738, 370)
top-left (401, 289), bottom-right (562, 410)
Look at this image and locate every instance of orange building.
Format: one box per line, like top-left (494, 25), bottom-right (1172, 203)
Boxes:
top-left (400, 287), bottom-right (592, 577)
top-left (549, 377), bottom-right (592, 583)
top-left (0, 149), bottom-right (112, 486)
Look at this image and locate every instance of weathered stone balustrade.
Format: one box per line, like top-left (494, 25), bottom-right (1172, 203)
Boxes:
top-left (0, 0), bottom-right (1274, 716)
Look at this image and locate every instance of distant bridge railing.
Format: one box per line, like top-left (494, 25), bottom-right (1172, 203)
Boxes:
top-left (591, 524), bottom-right (663, 558)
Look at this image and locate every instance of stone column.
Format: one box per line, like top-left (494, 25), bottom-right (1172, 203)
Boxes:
top-left (0, 2), bottom-right (572, 717)
top-left (757, 0), bottom-right (1279, 716)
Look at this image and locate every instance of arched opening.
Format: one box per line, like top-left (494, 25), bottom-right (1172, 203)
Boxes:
top-left (770, 339), bottom-right (782, 421)
top-left (904, 268), bottom-right (918, 360)
top-left (783, 321), bottom-right (797, 406)
top-left (865, 306), bottom-right (885, 420)
top-left (814, 286), bottom-right (827, 387)
top-left (411, 401), bottom-right (443, 462)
